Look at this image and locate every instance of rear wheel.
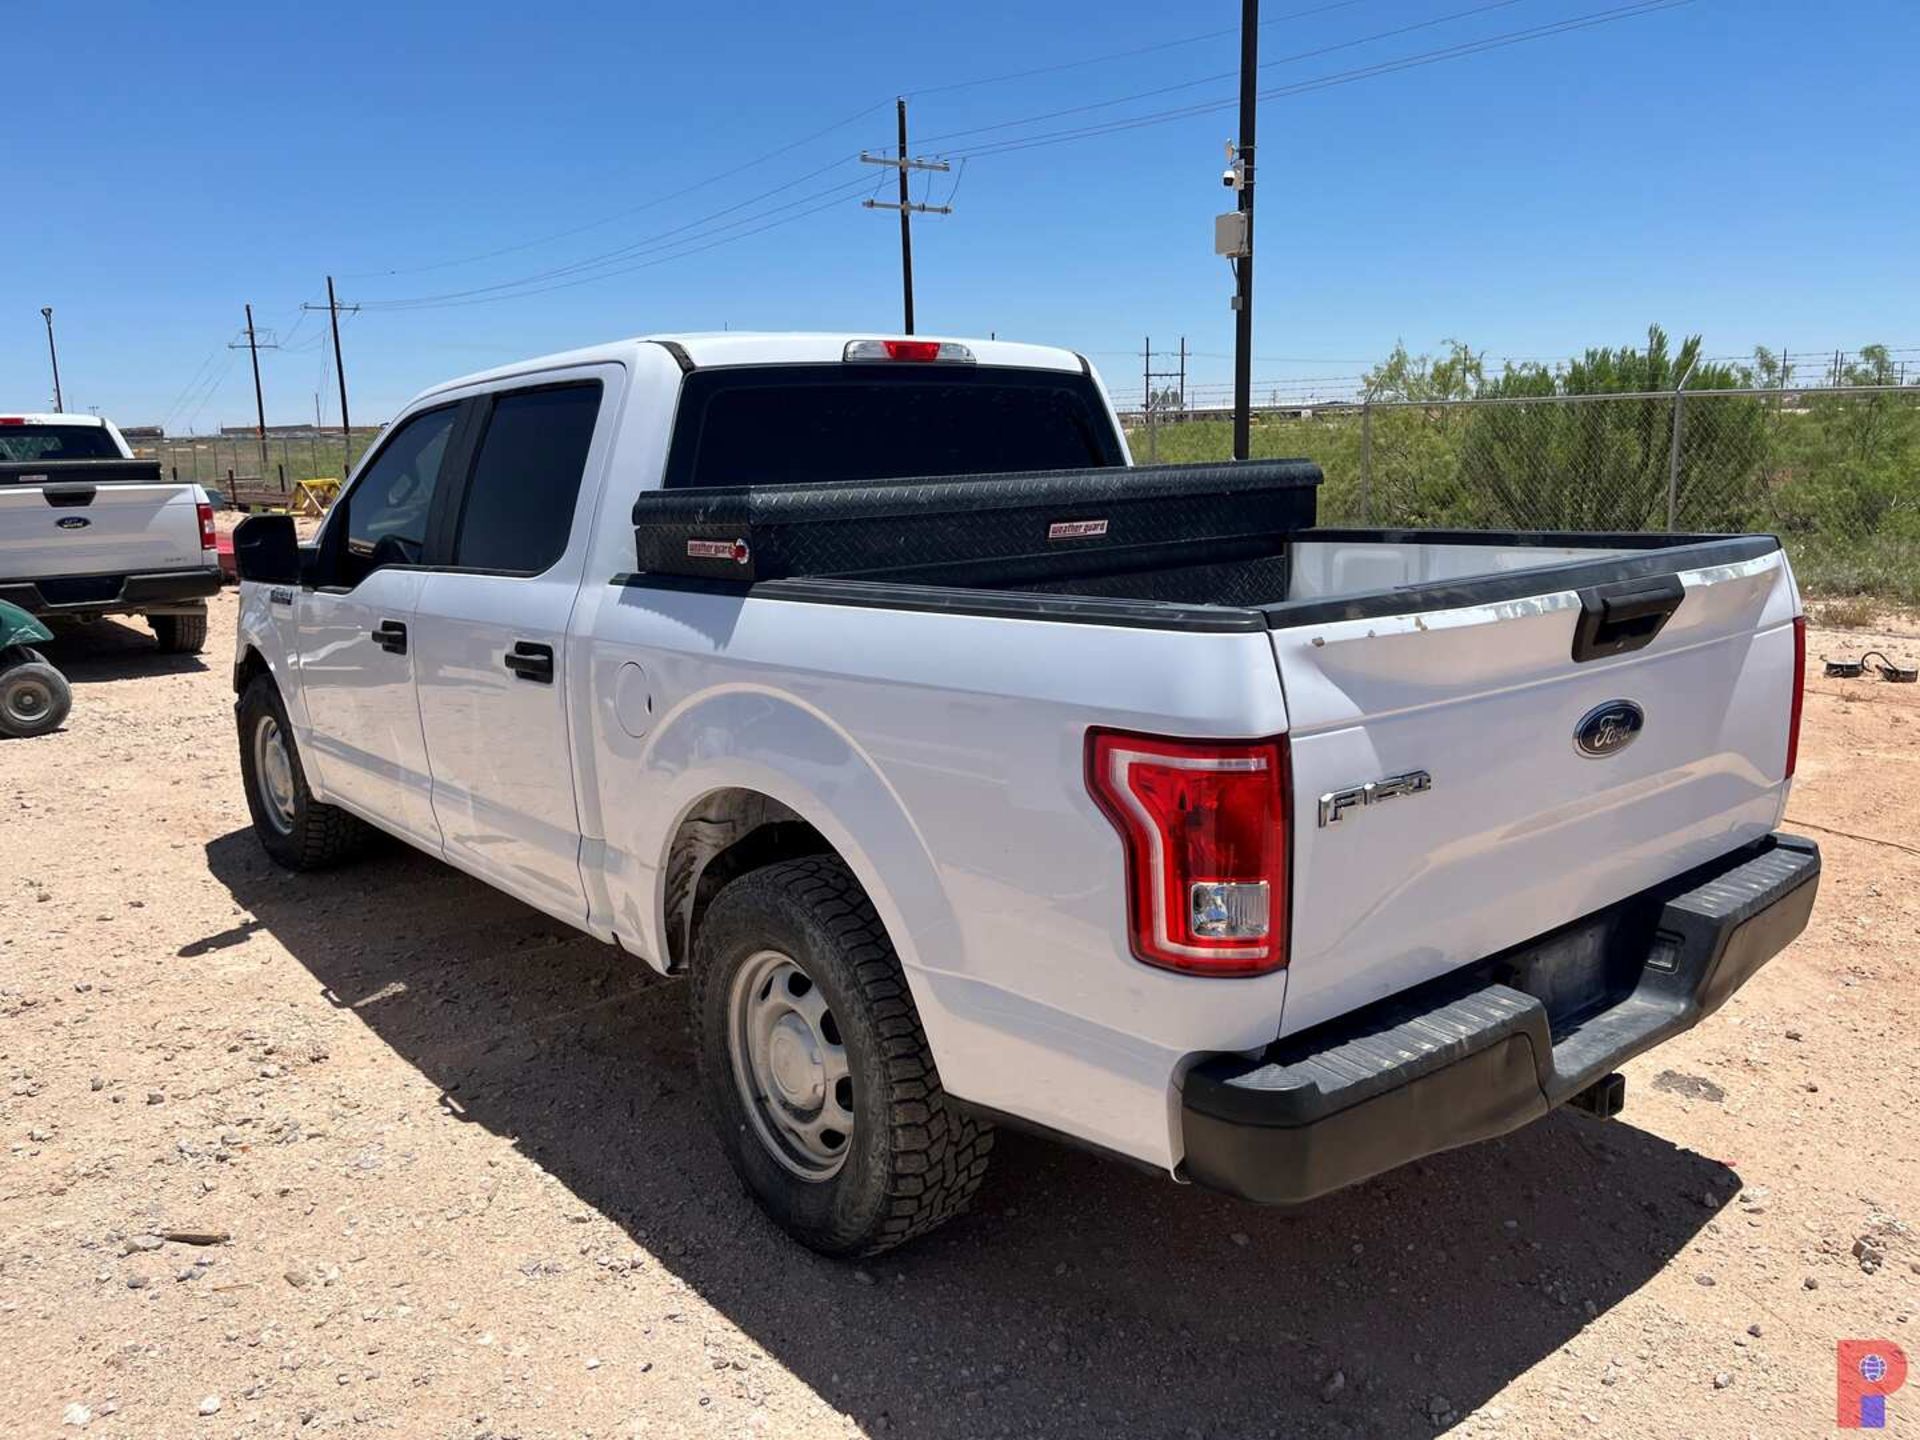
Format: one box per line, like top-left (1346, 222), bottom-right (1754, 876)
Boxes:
top-left (152, 610), bottom-right (208, 655)
top-left (237, 673), bottom-right (369, 869)
top-left (0, 650), bottom-right (72, 738)
top-left (691, 856), bottom-right (993, 1256)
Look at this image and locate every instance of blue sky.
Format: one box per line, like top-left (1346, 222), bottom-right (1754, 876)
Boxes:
top-left (6, 0), bottom-right (1916, 426)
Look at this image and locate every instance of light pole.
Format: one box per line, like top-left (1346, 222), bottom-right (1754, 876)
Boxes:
top-left (40, 307), bottom-right (65, 413)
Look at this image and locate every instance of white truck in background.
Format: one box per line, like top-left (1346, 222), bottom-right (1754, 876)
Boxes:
top-left (0, 413), bottom-right (220, 652)
top-left (229, 333), bottom-right (1821, 1257)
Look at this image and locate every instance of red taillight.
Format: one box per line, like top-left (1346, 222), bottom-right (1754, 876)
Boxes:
top-left (0, 417), bottom-right (23, 425)
top-left (197, 501), bottom-right (216, 550)
top-left (1086, 730), bottom-right (1290, 976)
top-left (1785, 614), bottom-right (1806, 779)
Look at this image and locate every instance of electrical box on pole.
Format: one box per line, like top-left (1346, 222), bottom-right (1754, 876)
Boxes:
top-left (1214, 212), bottom-right (1250, 260)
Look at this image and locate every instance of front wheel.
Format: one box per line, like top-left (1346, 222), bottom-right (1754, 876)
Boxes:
top-left (0, 650), bottom-right (72, 738)
top-left (236, 673), bottom-right (370, 869)
top-left (691, 857), bottom-right (993, 1256)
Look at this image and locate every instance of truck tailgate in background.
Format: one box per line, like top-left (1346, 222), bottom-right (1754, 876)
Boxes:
top-left (0, 482), bottom-right (204, 579)
top-left (1269, 535), bottom-right (1800, 1038)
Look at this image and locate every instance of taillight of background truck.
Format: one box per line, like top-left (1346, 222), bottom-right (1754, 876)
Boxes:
top-left (1086, 730), bottom-right (1290, 976)
top-left (197, 502), bottom-right (216, 551)
top-left (1786, 614), bottom-right (1807, 779)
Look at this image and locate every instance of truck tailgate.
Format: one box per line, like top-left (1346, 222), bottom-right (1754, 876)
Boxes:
top-left (0, 482), bottom-right (204, 579)
top-left (1270, 538), bottom-right (1800, 1038)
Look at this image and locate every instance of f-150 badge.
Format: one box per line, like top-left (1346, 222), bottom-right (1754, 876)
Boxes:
top-left (1318, 770), bottom-right (1433, 827)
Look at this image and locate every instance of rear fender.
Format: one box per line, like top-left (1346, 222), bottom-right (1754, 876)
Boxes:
top-left (629, 686), bottom-right (959, 1000)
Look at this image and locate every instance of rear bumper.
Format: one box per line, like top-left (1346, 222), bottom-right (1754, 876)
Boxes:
top-left (1179, 833), bottom-right (1820, 1205)
top-left (0, 567), bottom-right (221, 618)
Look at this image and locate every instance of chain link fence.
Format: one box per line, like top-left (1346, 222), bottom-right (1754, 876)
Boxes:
top-left (126, 429), bottom-right (383, 503)
top-left (1128, 385), bottom-right (1920, 604)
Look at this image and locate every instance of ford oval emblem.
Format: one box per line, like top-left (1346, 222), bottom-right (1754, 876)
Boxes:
top-left (1574, 700), bottom-right (1644, 758)
top-left (56, 516), bottom-right (91, 530)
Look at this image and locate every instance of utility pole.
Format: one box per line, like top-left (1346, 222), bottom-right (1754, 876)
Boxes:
top-left (229, 303), bottom-right (278, 486)
top-left (1140, 336), bottom-right (1187, 463)
top-left (304, 277), bottom-right (360, 479)
top-left (860, 99), bottom-right (952, 334)
top-left (40, 307), bottom-right (64, 413)
top-left (1232, 0), bottom-right (1259, 460)
top-left (1144, 335), bottom-right (1155, 464)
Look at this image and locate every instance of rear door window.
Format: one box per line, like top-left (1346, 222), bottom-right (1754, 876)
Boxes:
top-left (450, 383), bottom-right (602, 574)
top-left (663, 364), bottom-right (1122, 488)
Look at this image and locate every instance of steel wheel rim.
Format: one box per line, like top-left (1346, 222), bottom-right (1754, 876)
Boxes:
top-left (2, 677), bottom-right (52, 727)
top-left (727, 949), bottom-right (853, 1181)
top-left (253, 715), bottom-right (297, 834)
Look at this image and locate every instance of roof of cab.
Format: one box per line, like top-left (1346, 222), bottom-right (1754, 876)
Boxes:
top-left (416, 332), bottom-right (1089, 402)
top-left (0, 412), bottom-right (108, 426)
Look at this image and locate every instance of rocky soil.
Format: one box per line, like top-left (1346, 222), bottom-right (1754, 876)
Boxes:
top-left (1, 593), bottom-right (1915, 1439)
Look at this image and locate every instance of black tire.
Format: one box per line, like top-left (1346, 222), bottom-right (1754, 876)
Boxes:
top-left (152, 610), bottom-right (209, 655)
top-left (0, 652), bottom-right (73, 738)
top-left (236, 673), bottom-right (370, 870)
top-left (691, 856), bottom-right (993, 1257)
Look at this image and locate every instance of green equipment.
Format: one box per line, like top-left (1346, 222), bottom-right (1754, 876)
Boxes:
top-left (0, 599), bottom-right (71, 738)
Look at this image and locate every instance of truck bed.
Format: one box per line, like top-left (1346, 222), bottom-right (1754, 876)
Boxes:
top-left (627, 460), bottom-right (1775, 626)
top-left (625, 461), bottom-right (1799, 1044)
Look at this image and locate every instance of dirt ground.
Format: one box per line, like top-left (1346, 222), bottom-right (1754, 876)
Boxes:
top-left (1, 592), bottom-right (1914, 1440)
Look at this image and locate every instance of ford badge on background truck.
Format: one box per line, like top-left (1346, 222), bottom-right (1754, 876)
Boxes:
top-left (229, 333), bottom-right (1819, 1256)
top-left (0, 413), bottom-right (220, 653)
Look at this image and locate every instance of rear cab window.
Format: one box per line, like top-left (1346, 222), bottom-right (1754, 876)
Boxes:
top-left (662, 364), bottom-right (1123, 488)
top-left (0, 424), bottom-right (123, 463)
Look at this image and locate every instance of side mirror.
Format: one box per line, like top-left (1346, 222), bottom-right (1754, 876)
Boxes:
top-left (233, 513), bottom-right (302, 586)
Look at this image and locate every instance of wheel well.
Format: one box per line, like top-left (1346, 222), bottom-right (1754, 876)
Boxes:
top-left (234, 645), bottom-right (271, 696)
top-left (665, 789), bottom-right (833, 969)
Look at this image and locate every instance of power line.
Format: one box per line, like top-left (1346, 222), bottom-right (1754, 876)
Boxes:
top-left (940, 0), bottom-right (1692, 161)
top-left (158, 344), bottom-right (225, 430)
top-left (181, 351), bottom-right (240, 433)
top-left (905, 0), bottom-right (1378, 98)
top-left (342, 99), bottom-right (893, 280)
top-left (357, 186), bottom-right (875, 312)
top-left (357, 158), bottom-right (869, 309)
top-left (360, 174), bottom-right (879, 312)
top-left (908, 0), bottom-right (1537, 151)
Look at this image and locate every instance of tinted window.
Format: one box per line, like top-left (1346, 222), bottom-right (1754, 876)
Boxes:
top-left (0, 424), bottom-right (123, 462)
top-left (338, 405), bottom-right (458, 585)
top-left (663, 365), bottom-right (1122, 488)
top-left (450, 384), bottom-right (601, 573)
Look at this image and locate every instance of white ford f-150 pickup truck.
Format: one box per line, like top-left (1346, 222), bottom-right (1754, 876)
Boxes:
top-left (231, 333), bottom-right (1820, 1256)
top-left (0, 413), bottom-right (220, 652)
